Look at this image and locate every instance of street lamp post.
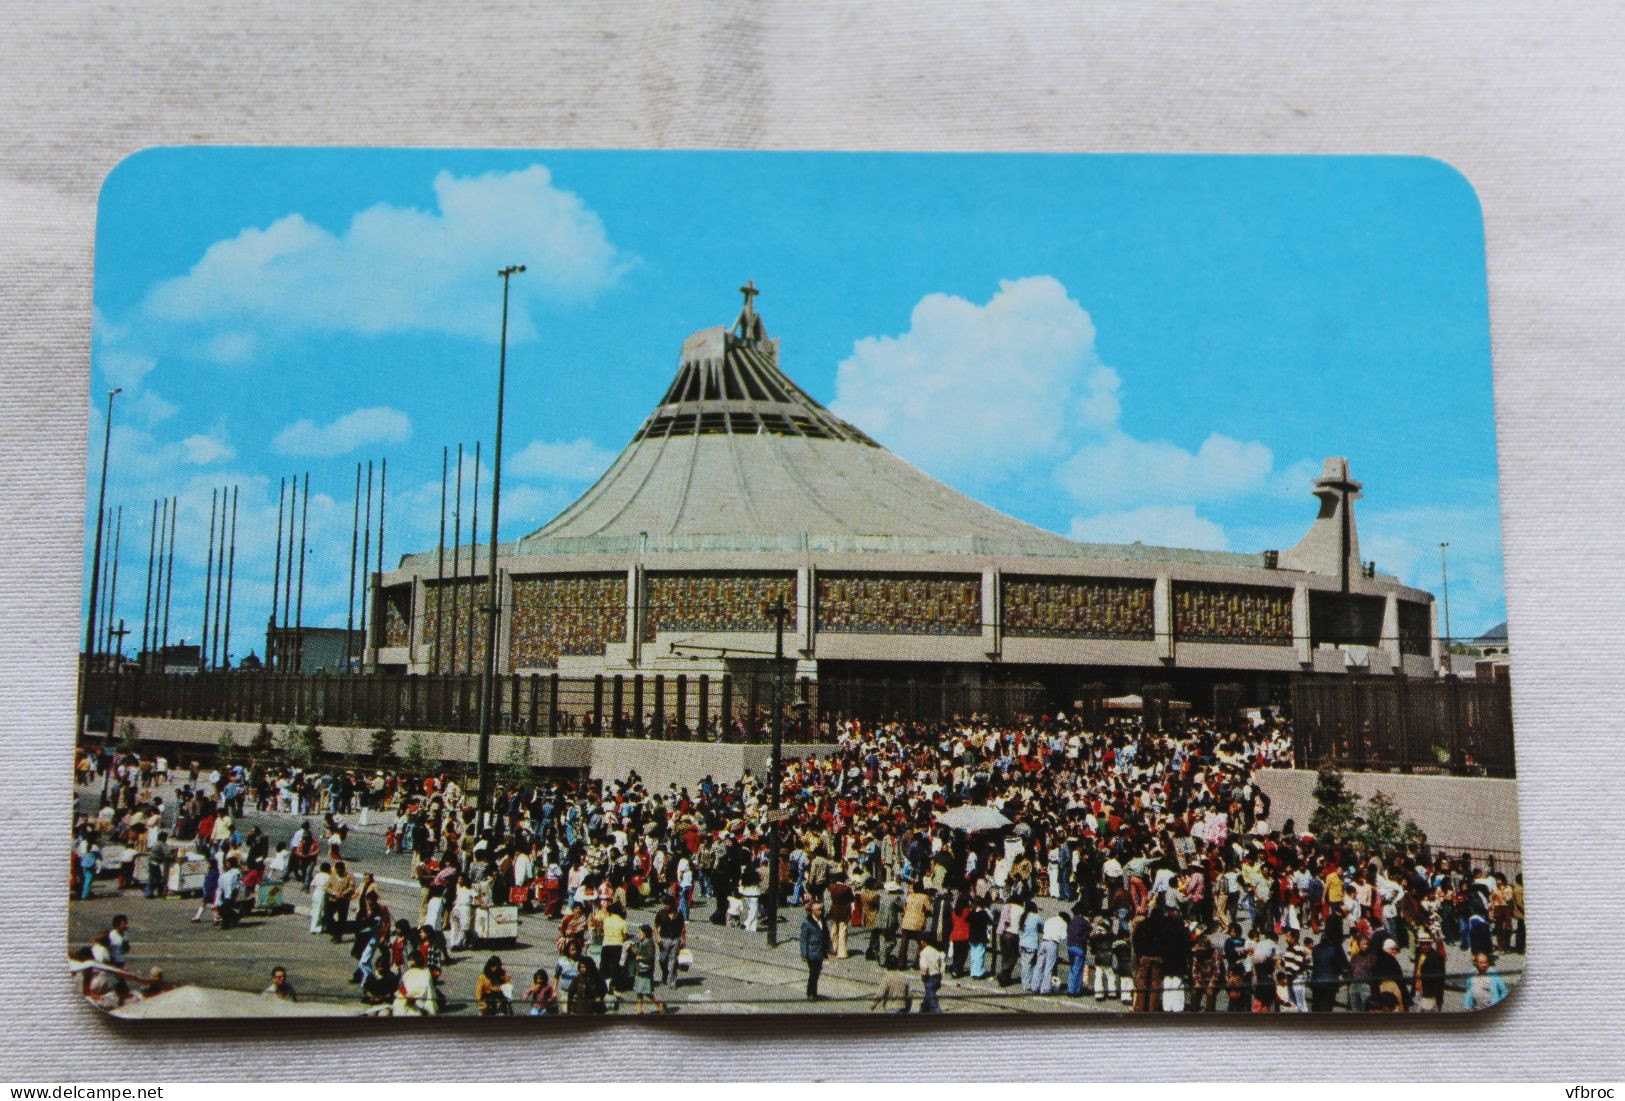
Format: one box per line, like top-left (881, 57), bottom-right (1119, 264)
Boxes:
top-left (476, 263), bottom-right (525, 831)
top-left (84, 387), bottom-right (122, 671)
top-left (1439, 541), bottom-right (1453, 668)
top-left (81, 387), bottom-right (122, 747)
top-left (764, 597), bottom-right (789, 946)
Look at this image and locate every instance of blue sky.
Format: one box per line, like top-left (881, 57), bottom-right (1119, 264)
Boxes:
top-left (85, 149), bottom-right (1504, 659)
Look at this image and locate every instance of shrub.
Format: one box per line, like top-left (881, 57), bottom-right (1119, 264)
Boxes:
top-left (115, 719), bottom-right (141, 755)
top-left (1356, 790), bottom-right (1423, 853)
top-left (280, 723), bottom-right (323, 771)
top-left (251, 721), bottom-right (276, 757)
top-left (400, 731), bottom-right (432, 779)
top-left (1308, 766), bottom-right (1359, 845)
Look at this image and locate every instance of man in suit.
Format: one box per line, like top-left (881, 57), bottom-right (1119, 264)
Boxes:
top-left (800, 900), bottom-right (833, 999)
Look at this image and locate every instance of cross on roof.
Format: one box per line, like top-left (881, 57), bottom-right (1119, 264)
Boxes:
top-left (739, 279), bottom-right (759, 317)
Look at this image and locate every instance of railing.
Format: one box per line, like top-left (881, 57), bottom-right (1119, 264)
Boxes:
top-left (81, 669), bottom-right (828, 744)
top-left (83, 670), bottom-right (1050, 744)
top-left (1290, 673), bottom-right (1516, 778)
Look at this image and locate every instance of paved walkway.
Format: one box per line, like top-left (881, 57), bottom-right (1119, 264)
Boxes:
top-left (70, 779), bottom-right (1521, 1015)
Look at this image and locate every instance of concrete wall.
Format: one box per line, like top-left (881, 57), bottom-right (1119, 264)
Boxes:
top-left (379, 546), bottom-right (1435, 679)
top-left (1253, 768), bottom-right (1523, 860)
top-left (120, 716), bottom-right (833, 792)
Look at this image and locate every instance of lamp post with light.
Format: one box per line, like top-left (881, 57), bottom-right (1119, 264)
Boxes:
top-left (476, 264), bottom-right (525, 829)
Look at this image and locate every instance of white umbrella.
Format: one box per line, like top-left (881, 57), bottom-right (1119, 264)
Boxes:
top-left (935, 805), bottom-right (1012, 833)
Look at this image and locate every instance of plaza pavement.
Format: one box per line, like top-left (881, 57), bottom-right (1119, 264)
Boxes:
top-left (70, 779), bottom-right (1521, 1016)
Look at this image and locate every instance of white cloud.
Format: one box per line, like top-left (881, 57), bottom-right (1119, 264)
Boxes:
top-left (831, 276), bottom-right (1311, 530)
top-left (143, 165), bottom-right (630, 342)
top-left (99, 349), bottom-right (156, 390)
top-left (830, 276), bottom-right (1097, 483)
top-left (1057, 430), bottom-right (1277, 509)
top-left (92, 307), bottom-right (128, 345)
top-left (272, 406), bottom-right (412, 458)
top-left (128, 390), bottom-right (178, 424)
top-left (203, 330), bottom-right (257, 365)
top-left (507, 437), bottom-right (616, 482)
top-left (1068, 505), bottom-right (1230, 551)
top-left (1269, 457), bottom-right (1322, 499)
top-left (181, 433), bottom-right (235, 465)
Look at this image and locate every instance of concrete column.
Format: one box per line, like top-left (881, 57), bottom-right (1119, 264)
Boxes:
top-left (1430, 599), bottom-right (1443, 673)
top-left (626, 565), bottom-right (642, 667)
top-left (1154, 575), bottom-right (1173, 661)
top-left (495, 569), bottom-right (512, 675)
top-left (1293, 584), bottom-right (1312, 664)
top-left (982, 567), bottom-right (1000, 657)
top-left (798, 565), bottom-right (814, 656)
top-left (408, 574), bottom-right (424, 666)
top-left (1380, 591), bottom-right (1401, 669)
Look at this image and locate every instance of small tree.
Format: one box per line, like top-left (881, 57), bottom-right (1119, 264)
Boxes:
top-left (370, 726), bottom-right (397, 763)
top-left (251, 721), bottom-right (276, 762)
top-left (215, 727), bottom-right (235, 763)
top-left (1356, 790), bottom-right (1422, 854)
top-left (1308, 766), bottom-right (1359, 845)
top-left (299, 724), bottom-right (324, 767)
top-left (115, 718), bottom-right (141, 756)
top-left (497, 735), bottom-right (532, 794)
top-left (400, 731), bottom-right (432, 779)
top-left (280, 723), bottom-right (322, 772)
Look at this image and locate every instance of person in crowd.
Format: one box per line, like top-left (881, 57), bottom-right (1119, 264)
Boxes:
top-left (917, 936), bottom-right (945, 1013)
top-left (630, 924), bottom-right (666, 1015)
top-left (800, 899), bottom-right (832, 1000)
top-left (654, 896), bottom-right (686, 990)
top-left (1463, 950), bottom-right (1509, 1010)
top-left (475, 955), bottom-right (512, 1016)
top-left (262, 965), bottom-right (297, 1002)
top-left (827, 872), bottom-right (855, 960)
top-left (395, 955), bottom-right (439, 1016)
top-left (567, 956), bottom-right (608, 1015)
top-left (524, 968), bottom-right (558, 1016)
top-left (1413, 934), bottom-right (1448, 1012)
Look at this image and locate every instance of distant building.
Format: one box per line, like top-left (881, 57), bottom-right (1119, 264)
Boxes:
top-left (265, 624), bottom-right (364, 673)
top-left (1474, 622), bottom-right (1510, 657)
top-left (133, 642), bottom-right (202, 674)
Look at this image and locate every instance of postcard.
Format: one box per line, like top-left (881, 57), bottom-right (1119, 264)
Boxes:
top-left (71, 150), bottom-right (1519, 1018)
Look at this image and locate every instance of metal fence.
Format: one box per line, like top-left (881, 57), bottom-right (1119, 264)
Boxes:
top-left (82, 669), bottom-right (827, 744)
top-left (1290, 674), bottom-right (1516, 778)
top-left (83, 670), bottom-right (1049, 744)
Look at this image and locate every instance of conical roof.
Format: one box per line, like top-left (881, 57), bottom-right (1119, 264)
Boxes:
top-left (522, 285), bottom-right (1076, 551)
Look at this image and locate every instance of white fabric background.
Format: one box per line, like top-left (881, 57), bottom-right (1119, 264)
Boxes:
top-left (3, 1), bottom-right (1622, 1080)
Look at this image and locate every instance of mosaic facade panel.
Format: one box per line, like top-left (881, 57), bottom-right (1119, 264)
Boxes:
top-left (1001, 576), bottom-right (1155, 640)
top-left (381, 586), bottom-right (411, 648)
top-left (815, 572), bottom-right (981, 636)
top-left (422, 577), bottom-right (489, 675)
top-left (643, 572), bottom-right (796, 640)
top-left (510, 573), bottom-right (628, 670)
top-left (1174, 581), bottom-right (1294, 645)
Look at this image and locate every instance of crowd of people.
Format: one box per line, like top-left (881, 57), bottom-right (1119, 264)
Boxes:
top-left (70, 709), bottom-right (1519, 1015)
